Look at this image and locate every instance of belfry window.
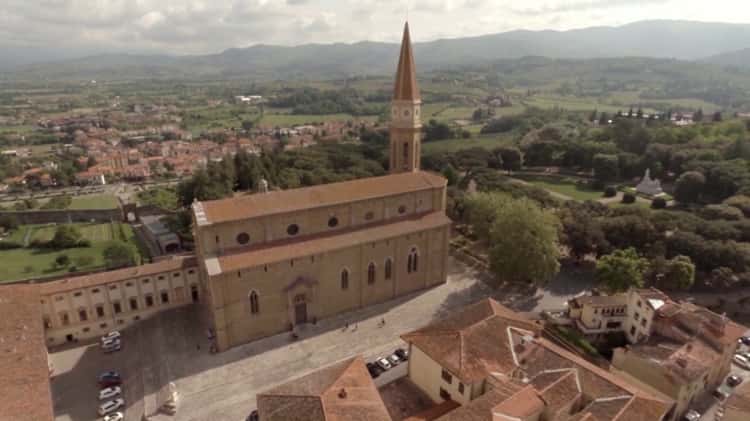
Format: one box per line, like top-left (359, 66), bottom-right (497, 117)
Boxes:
top-left (403, 142), bottom-right (409, 164)
top-left (249, 291), bottom-right (260, 314)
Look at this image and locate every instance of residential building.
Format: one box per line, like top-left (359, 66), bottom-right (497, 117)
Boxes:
top-left (568, 293), bottom-right (628, 336)
top-left (609, 289), bottom-right (746, 420)
top-left (190, 22), bottom-right (451, 352)
top-left (0, 285), bottom-right (54, 421)
top-left (256, 356), bottom-right (391, 421)
top-left (401, 298), bottom-right (674, 421)
top-left (39, 256), bottom-right (199, 346)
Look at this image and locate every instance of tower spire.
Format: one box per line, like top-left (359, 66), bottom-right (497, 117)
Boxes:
top-left (393, 22), bottom-right (420, 101)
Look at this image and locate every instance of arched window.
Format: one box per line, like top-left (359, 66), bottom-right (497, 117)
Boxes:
top-left (249, 291), bottom-right (259, 314)
top-left (368, 262), bottom-right (376, 285)
top-left (408, 248), bottom-right (419, 273)
top-left (341, 269), bottom-right (349, 290)
top-left (385, 258), bottom-right (393, 280)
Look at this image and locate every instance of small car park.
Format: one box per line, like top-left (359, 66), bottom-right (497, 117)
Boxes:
top-left (103, 412), bottom-right (124, 421)
top-left (366, 362), bottom-right (382, 378)
top-left (98, 398), bottom-right (125, 416)
top-left (683, 409), bottom-right (700, 421)
top-left (727, 375), bottom-right (744, 387)
top-left (376, 358), bottom-right (392, 371)
top-left (99, 386), bottom-right (122, 401)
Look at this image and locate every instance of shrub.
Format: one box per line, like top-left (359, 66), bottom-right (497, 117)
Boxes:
top-left (622, 193), bottom-right (636, 204)
top-left (0, 215), bottom-right (20, 231)
top-left (700, 204), bottom-right (744, 221)
top-left (603, 186), bottom-right (617, 198)
top-left (651, 197), bottom-right (667, 209)
top-left (0, 241), bottom-right (23, 250)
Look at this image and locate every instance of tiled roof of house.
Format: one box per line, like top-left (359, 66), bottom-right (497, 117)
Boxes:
top-left (570, 294), bottom-right (627, 308)
top-left (402, 298), bottom-right (672, 421)
top-left (213, 212), bottom-right (451, 274)
top-left (0, 285), bottom-right (54, 421)
top-left (257, 356), bottom-right (390, 421)
top-left (37, 255), bottom-right (197, 295)
top-left (195, 170), bottom-right (445, 225)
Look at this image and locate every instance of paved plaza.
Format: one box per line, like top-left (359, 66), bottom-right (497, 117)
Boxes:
top-left (49, 257), bottom-right (593, 421)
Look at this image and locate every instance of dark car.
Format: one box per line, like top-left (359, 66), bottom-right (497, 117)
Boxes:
top-left (742, 336), bottom-right (750, 346)
top-left (245, 410), bottom-right (259, 421)
top-left (98, 371), bottom-right (122, 387)
top-left (366, 362), bottom-right (382, 379)
top-left (728, 375), bottom-right (744, 387)
top-left (394, 348), bottom-right (409, 361)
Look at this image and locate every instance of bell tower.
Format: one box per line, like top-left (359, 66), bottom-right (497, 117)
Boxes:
top-left (390, 22), bottom-right (422, 174)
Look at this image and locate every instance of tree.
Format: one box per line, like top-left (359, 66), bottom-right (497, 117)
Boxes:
top-left (636, 107), bottom-right (643, 119)
top-left (487, 197), bottom-right (561, 284)
top-left (102, 241), bottom-right (138, 269)
top-left (592, 154), bottom-right (619, 185)
top-left (674, 171), bottom-right (706, 204)
top-left (596, 248), bottom-right (648, 292)
top-left (713, 111), bottom-right (723, 122)
top-left (656, 255), bottom-right (695, 290)
top-left (464, 192), bottom-right (508, 242)
top-left (0, 215), bottom-right (19, 231)
top-left (50, 225), bottom-right (84, 249)
top-left (559, 206), bottom-right (608, 261)
top-left (242, 120), bottom-right (255, 132)
top-left (55, 254), bottom-right (70, 268)
top-left (598, 112), bottom-right (609, 126)
top-left (589, 109), bottom-right (598, 123)
top-left (442, 164), bottom-right (459, 186)
top-left (494, 147), bottom-right (523, 174)
top-left (694, 108), bottom-right (704, 123)
top-left (621, 193), bottom-right (636, 204)
top-left (651, 197), bottom-right (667, 209)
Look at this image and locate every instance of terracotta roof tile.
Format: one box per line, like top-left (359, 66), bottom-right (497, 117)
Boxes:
top-left (196, 170), bottom-right (445, 225)
top-left (0, 285), bottom-right (54, 421)
top-left (37, 255), bottom-right (197, 295)
top-left (257, 356), bottom-right (390, 421)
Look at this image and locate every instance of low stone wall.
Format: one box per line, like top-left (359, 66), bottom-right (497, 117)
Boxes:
top-left (0, 208), bottom-right (123, 224)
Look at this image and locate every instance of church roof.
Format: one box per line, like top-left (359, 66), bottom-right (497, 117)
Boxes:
top-left (393, 22), bottom-right (420, 101)
top-left (195, 171), bottom-right (445, 225)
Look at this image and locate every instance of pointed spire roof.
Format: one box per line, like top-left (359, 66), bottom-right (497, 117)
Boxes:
top-left (393, 22), bottom-right (420, 101)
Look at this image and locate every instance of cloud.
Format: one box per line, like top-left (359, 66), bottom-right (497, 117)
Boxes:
top-left (509, 0), bottom-right (671, 17)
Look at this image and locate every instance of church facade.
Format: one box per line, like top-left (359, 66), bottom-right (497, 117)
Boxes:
top-left (191, 24), bottom-right (452, 352)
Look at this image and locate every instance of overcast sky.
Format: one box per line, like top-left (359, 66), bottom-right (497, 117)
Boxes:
top-left (1, 0), bottom-right (749, 57)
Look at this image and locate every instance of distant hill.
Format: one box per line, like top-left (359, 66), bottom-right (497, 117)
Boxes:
top-left (4, 20), bottom-right (750, 81)
top-left (706, 48), bottom-right (750, 68)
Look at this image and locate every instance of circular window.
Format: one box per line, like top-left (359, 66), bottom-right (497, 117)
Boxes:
top-left (236, 233), bottom-right (250, 245)
top-left (287, 224), bottom-right (300, 236)
top-left (365, 211), bottom-right (374, 221)
top-left (404, 110), bottom-right (410, 117)
top-left (328, 217), bottom-right (339, 228)
top-left (398, 206), bottom-right (407, 214)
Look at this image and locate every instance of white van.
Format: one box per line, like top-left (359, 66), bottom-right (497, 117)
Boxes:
top-left (733, 354), bottom-right (750, 369)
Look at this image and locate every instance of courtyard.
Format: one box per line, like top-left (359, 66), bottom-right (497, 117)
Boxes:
top-left (48, 257), bottom-right (593, 421)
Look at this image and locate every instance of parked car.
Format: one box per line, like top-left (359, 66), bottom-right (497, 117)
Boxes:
top-left (741, 336), bottom-right (750, 346)
top-left (103, 412), bottom-right (124, 421)
top-left (376, 358), bottom-right (392, 371)
top-left (101, 331), bottom-right (121, 343)
top-left (98, 370), bottom-right (121, 380)
top-left (728, 375), bottom-right (744, 387)
top-left (98, 398), bottom-right (125, 416)
top-left (734, 354), bottom-right (750, 369)
top-left (713, 388), bottom-right (730, 401)
top-left (245, 410), bottom-right (259, 421)
top-left (102, 340), bottom-right (121, 353)
top-left (366, 362), bottom-right (382, 379)
top-left (98, 371), bottom-right (122, 387)
top-left (387, 354), bottom-right (401, 366)
top-left (683, 409), bottom-right (700, 421)
top-left (99, 386), bottom-right (122, 401)
top-left (394, 348), bottom-right (409, 361)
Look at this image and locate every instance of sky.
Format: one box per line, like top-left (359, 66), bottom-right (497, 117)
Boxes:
top-left (1, 0), bottom-right (749, 59)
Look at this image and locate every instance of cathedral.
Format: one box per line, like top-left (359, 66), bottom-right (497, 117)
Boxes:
top-left (192, 23), bottom-right (451, 351)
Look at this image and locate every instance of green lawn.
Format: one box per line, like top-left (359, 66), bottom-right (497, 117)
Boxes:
top-left (0, 222), bottom-right (144, 283)
top-left (422, 134), bottom-right (515, 154)
top-left (68, 194), bottom-right (119, 210)
top-left (514, 174), bottom-right (604, 201)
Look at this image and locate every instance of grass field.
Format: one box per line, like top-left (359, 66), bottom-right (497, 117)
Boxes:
top-left (68, 194), bottom-right (119, 209)
top-left (514, 174), bottom-right (604, 201)
top-left (422, 134), bottom-right (515, 154)
top-left (0, 222), bottom-right (144, 283)
top-left (259, 111), bottom-right (378, 127)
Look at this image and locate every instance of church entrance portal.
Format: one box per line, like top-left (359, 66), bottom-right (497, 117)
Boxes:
top-left (294, 294), bottom-right (308, 325)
